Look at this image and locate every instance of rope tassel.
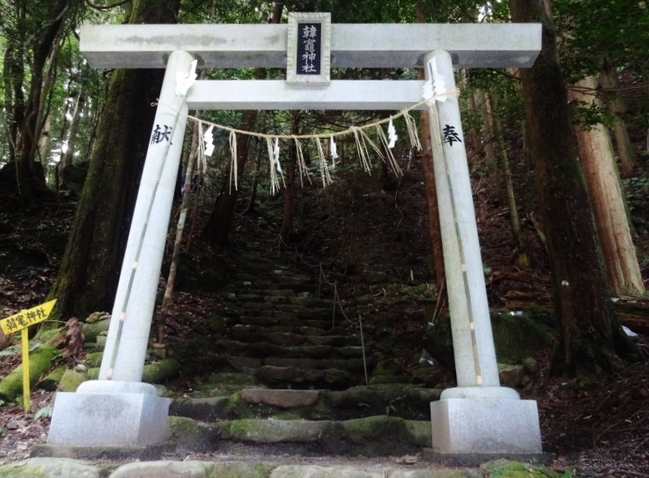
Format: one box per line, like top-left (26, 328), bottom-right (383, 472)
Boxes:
top-left (294, 137), bottom-right (311, 188)
top-left (315, 138), bottom-right (332, 187)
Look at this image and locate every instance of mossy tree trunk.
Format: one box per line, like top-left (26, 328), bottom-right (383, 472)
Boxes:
top-left (48, 0), bottom-right (181, 320)
top-left (509, 0), bottom-right (638, 378)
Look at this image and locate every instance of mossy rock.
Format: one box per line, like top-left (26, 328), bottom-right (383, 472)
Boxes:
top-left (497, 364), bottom-right (526, 389)
top-left (200, 462), bottom-right (276, 478)
top-left (38, 366), bottom-right (66, 391)
top-left (0, 343), bottom-right (59, 401)
top-left (81, 319), bottom-right (110, 343)
top-left (57, 368), bottom-right (89, 392)
top-left (0, 457), bottom-right (101, 477)
top-left (84, 352), bottom-right (103, 368)
top-left (422, 308), bottom-right (555, 371)
top-left (480, 459), bottom-right (560, 478)
top-left (490, 311), bottom-right (555, 365)
top-left (167, 416), bottom-right (216, 451)
top-left (322, 416), bottom-right (418, 456)
top-left (220, 418), bottom-right (325, 443)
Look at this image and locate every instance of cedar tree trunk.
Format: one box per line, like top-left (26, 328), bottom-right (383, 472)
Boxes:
top-left (569, 76), bottom-right (644, 296)
top-left (279, 112), bottom-right (299, 245)
top-left (599, 56), bottom-right (636, 178)
top-left (415, 1), bottom-right (444, 289)
top-left (509, 0), bottom-right (638, 378)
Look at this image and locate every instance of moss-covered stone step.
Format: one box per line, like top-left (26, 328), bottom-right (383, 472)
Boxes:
top-left (230, 327), bottom-right (361, 348)
top-left (254, 365), bottom-right (356, 390)
top-left (263, 357), bottom-right (371, 371)
top-left (168, 415), bottom-right (431, 457)
top-left (214, 340), bottom-right (337, 360)
top-left (230, 323), bottom-right (356, 340)
top-left (213, 339), bottom-right (368, 361)
top-left (238, 315), bottom-right (302, 327)
top-left (171, 385), bottom-right (440, 421)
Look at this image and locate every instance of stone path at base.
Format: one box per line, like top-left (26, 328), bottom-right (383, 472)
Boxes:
top-left (1, 456), bottom-right (482, 478)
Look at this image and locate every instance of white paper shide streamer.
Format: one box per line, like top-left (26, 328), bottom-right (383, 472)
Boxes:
top-left (202, 125), bottom-right (215, 157)
top-left (273, 138), bottom-right (282, 174)
top-left (176, 59), bottom-right (198, 96)
top-left (387, 118), bottom-right (397, 149)
top-left (423, 58), bottom-right (448, 103)
top-left (330, 135), bottom-right (338, 169)
top-left (166, 84), bottom-right (465, 193)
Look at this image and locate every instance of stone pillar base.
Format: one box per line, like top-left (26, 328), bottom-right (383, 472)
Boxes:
top-left (431, 397), bottom-right (542, 454)
top-left (47, 381), bottom-right (171, 446)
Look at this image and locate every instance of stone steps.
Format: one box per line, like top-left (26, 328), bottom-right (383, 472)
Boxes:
top-left (167, 414), bottom-right (431, 457)
top-left (199, 244), bottom-right (369, 390)
top-left (171, 386), bottom-right (441, 421)
top-left (213, 340), bottom-right (367, 360)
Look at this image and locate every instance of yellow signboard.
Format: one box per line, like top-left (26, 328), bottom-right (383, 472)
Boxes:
top-left (1, 299), bottom-right (57, 414)
top-left (0, 299), bottom-right (57, 335)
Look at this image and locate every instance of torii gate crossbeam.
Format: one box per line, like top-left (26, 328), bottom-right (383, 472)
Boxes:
top-left (48, 21), bottom-right (544, 457)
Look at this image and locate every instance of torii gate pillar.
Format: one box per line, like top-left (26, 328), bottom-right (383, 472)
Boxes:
top-left (48, 50), bottom-right (195, 447)
top-left (424, 50), bottom-right (541, 454)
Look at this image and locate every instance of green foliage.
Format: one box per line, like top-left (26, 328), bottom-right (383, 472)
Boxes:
top-left (33, 404), bottom-right (53, 420)
top-left (568, 99), bottom-right (615, 129)
top-left (0, 344), bottom-right (20, 357)
top-left (553, 0), bottom-right (649, 80)
top-left (480, 459), bottom-right (562, 478)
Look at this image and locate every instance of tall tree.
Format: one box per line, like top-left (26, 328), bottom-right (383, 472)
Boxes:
top-left (203, 2), bottom-right (283, 247)
top-left (2, 0), bottom-right (72, 206)
top-left (552, 0), bottom-right (649, 175)
top-left (509, 0), bottom-right (637, 378)
top-left (598, 57), bottom-right (637, 178)
top-left (49, 0), bottom-right (182, 319)
top-left (279, 111), bottom-right (300, 245)
top-left (569, 76), bottom-right (644, 296)
top-left (416, 0), bottom-right (444, 290)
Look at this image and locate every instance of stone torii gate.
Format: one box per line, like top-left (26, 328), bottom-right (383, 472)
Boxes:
top-left (48, 17), bottom-right (543, 455)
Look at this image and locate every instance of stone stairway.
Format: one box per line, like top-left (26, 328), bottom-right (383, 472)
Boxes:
top-left (167, 242), bottom-right (440, 456)
top-left (196, 244), bottom-right (370, 390)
